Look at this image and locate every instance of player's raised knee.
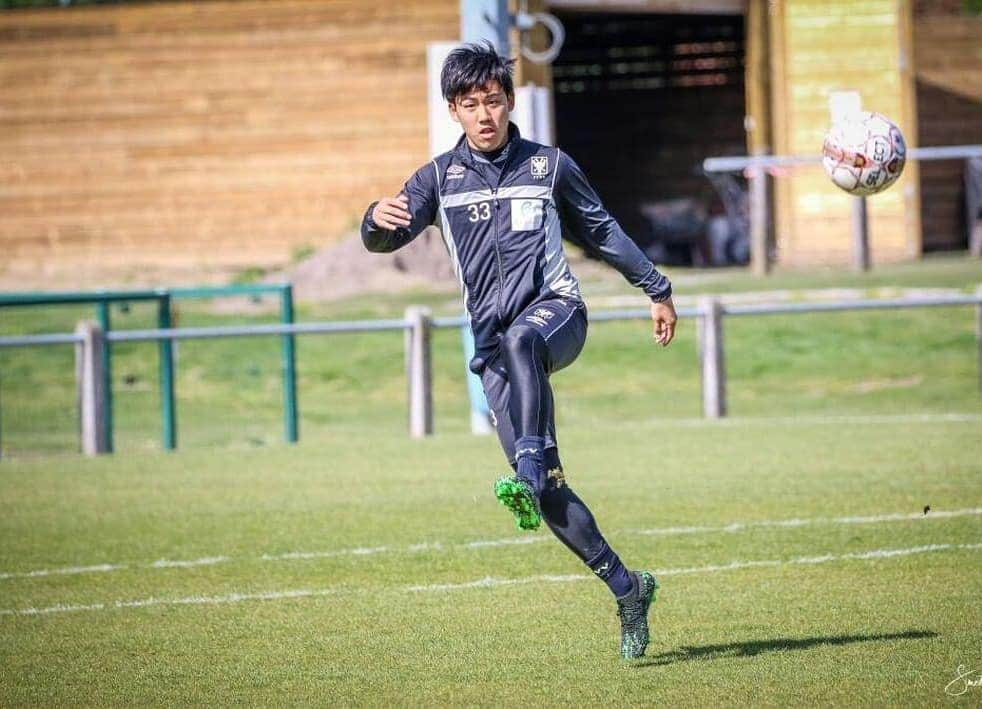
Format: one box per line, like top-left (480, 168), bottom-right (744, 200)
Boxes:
top-left (500, 324), bottom-right (543, 357)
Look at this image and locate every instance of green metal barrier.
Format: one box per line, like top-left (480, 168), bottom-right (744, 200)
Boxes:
top-left (157, 293), bottom-right (176, 450)
top-left (0, 284), bottom-right (298, 453)
top-left (169, 284), bottom-right (298, 446)
top-left (280, 285), bottom-right (299, 443)
top-left (1, 289), bottom-right (165, 454)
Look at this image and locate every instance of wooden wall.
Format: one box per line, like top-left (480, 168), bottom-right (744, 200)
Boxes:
top-left (0, 0), bottom-right (458, 271)
top-left (913, 12), bottom-right (982, 251)
top-left (768, 0), bottom-right (921, 266)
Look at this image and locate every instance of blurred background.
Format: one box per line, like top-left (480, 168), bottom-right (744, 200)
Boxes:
top-left (0, 0), bottom-right (980, 456)
top-left (1, 0), bottom-right (980, 282)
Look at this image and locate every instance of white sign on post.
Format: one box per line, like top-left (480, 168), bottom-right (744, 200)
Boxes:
top-left (427, 42), bottom-right (462, 157)
top-left (829, 90), bottom-right (862, 124)
top-left (829, 90), bottom-right (870, 271)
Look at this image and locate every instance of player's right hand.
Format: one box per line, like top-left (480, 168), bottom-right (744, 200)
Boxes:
top-left (371, 195), bottom-right (412, 230)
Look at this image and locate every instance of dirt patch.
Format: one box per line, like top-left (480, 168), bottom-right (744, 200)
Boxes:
top-left (853, 375), bottom-right (924, 394)
top-left (267, 227), bottom-right (457, 302)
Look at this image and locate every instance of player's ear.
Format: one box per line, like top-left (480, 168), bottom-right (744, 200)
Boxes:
top-left (448, 101), bottom-right (460, 123)
top-left (507, 93), bottom-right (515, 112)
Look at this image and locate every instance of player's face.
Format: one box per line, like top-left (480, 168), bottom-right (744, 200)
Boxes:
top-left (449, 81), bottom-right (514, 152)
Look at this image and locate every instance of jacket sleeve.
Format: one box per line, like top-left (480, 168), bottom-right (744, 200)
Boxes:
top-left (554, 150), bottom-right (672, 302)
top-left (361, 163), bottom-right (439, 253)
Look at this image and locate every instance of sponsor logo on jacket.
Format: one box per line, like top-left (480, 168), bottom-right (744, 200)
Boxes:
top-left (525, 307), bottom-right (555, 327)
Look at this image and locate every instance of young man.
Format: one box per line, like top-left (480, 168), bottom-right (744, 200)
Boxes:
top-left (361, 43), bottom-right (677, 660)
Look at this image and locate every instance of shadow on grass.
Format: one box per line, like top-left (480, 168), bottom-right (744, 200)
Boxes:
top-left (637, 630), bottom-right (938, 667)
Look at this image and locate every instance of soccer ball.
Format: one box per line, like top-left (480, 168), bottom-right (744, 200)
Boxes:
top-left (822, 112), bottom-right (906, 196)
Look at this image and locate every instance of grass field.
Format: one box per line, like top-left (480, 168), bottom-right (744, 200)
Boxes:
top-left (1, 256), bottom-right (981, 704)
top-left (0, 419), bottom-right (980, 704)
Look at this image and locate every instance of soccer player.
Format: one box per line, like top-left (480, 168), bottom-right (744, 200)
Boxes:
top-left (361, 42), bottom-right (677, 660)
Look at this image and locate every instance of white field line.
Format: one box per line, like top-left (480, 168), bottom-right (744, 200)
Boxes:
top-left (651, 542), bottom-right (982, 576)
top-left (2, 507), bottom-right (980, 582)
top-left (0, 564), bottom-right (124, 580)
top-left (149, 556), bottom-right (229, 569)
top-left (460, 537), bottom-right (544, 549)
top-left (624, 413), bottom-right (982, 428)
top-left (408, 541), bottom-right (982, 592)
top-left (256, 538), bottom-right (547, 561)
top-left (634, 507), bottom-right (982, 536)
top-left (2, 541), bottom-right (979, 617)
top-left (260, 546), bottom-right (391, 561)
top-left (408, 574), bottom-right (587, 592)
top-left (0, 588), bottom-right (339, 617)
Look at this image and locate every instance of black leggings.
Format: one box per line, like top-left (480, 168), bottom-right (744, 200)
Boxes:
top-left (482, 299), bottom-right (608, 564)
top-left (499, 323), bottom-right (553, 442)
top-left (480, 298), bottom-right (587, 465)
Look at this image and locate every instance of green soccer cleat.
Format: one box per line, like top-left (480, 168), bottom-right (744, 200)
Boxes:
top-left (616, 571), bottom-right (659, 659)
top-left (493, 477), bottom-right (541, 531)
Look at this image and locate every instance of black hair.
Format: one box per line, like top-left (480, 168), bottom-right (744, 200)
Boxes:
top-left (440, 41), bottom-right (515, 103)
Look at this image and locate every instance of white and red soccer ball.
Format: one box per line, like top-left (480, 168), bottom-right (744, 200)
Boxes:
top-left (822, 111), bottom-right (907, 196)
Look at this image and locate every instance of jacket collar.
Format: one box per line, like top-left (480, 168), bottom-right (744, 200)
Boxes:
top-left (453, 122), bottom-right (521, 163)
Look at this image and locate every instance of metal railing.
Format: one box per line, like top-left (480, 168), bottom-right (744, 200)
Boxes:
top-left (691, 292), bottom-right (982, 417)
top-left (1, 289), bottom-right (980, 457)
top-left (0, 311), bottom-right (411, 457)
top-left (0, 285), bottom-right (297, 452)
top-left (702, 144), bottom-right (982, 276)
top-left (1, 289), bottom-right (170, 453)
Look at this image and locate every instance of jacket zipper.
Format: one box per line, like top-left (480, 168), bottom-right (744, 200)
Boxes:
top-left (491, 188), bottom-right (504, 323)
top-left (467, 143), bottom-right (516, 327)
top-left (469, 169), bottom-right (505, 325)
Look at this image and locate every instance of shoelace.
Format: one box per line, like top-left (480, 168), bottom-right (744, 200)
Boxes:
top-left (617, 596), bottom-right (645, 625)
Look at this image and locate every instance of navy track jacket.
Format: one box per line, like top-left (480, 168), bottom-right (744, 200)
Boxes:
top-left (362, 123), bottom-right (672, 373)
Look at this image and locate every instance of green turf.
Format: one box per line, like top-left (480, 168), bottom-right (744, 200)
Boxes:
top-left (0, 419), bottom-right (980, 704)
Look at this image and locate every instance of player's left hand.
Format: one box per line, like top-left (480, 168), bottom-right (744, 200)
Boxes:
top-left (650, 297), bottom-right (677, 347)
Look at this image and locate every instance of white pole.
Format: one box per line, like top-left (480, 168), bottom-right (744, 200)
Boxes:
top-left (405, 307), bottom-right (434, 438)
top-left (698, 297), bottom-right (727, 418)
top-left (852, 195), bottom-right (870, 272)
top-left (749, 166), bottom-right (769, 276)
top-left (976, 285), bottom-right (982, 395)
top-left (75, 321), bottom-right (109, 455)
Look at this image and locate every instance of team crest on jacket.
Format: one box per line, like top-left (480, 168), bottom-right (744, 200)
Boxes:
top-left (530, 156), bottom-right (549, 178)
top-left (447, 164), bottom-right (466, 179)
